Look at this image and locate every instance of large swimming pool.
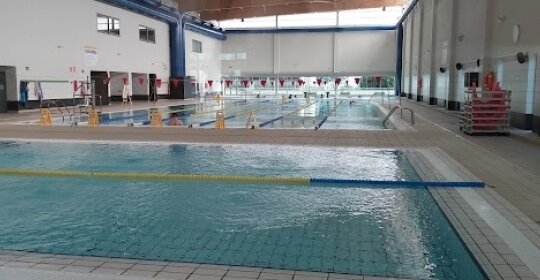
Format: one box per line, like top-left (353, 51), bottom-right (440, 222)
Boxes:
top-left (51, 98), bottom-right (390, 130)
top-left (0, 142), bottom-right (484, 279)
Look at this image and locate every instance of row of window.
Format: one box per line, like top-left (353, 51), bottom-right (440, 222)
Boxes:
top-left (216, 7), bottom-right (405, 30)
top-left (97, 14), bottom-right (156, 43)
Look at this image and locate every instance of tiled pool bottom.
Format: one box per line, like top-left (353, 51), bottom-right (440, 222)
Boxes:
top-left (0, 177), bottom-right (484, 280)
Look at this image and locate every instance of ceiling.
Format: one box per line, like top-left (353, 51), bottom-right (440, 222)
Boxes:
top-left (174, 0), bottom-right (409, 21)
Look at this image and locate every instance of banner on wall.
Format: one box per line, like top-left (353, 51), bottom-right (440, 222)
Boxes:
top-left (84, 46), bottom-right (98, 67)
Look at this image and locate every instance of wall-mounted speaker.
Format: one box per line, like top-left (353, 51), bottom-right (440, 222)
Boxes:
top-left (517, 52), bottom-right (528, 64)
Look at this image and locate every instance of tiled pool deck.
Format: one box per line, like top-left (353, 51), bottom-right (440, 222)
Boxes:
top-left (0, 250), bottom-right (408, 280)
top-left (1, 99), bottom-right (540, 279)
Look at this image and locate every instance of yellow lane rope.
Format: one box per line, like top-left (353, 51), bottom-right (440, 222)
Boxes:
top-left (0, 169), bottom-right (310, 185)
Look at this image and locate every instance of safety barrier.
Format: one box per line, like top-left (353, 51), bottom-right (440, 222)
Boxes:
top-left (150, 109), bottom-right (163, 127)
top-left (39, 109), bottom-right (52, 126)
top-left (88, 109), bottom-right (100, 127)
top-left (0, 169), bottom-right (485, 188)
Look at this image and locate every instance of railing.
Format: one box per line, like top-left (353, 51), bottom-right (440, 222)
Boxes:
top-left (368, 92), bottom-right (386, 104)
top-left (44, 100), bottom-right (73, 123)
top-left (383, 106), bottom-right (415, 129)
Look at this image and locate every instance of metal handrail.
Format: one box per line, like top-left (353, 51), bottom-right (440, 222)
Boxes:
top-left (368, 92), bottom-right (385, 104)
top-left (383, 106), bottom-right (415, 129)
top-left (44, 100), bottom-right (73, 123)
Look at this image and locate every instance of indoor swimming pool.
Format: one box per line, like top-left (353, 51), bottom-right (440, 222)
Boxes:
top-left (0, 141), bottom-right (485, 279)
top-left (42, 98), bottom-right (392, 130)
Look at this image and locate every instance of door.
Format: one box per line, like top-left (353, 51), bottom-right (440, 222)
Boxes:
top-left (149, 73), bottom-right (157, 102)
top-left (90, 71), bottom-right (110, 105)
top-left (0, 72), bottom-right (7, 113)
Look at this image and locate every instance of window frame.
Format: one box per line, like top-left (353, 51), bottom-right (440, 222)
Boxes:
top-left (192, 39), bottom-right (203, 53)
top-left (139, 25), bottom-right (156, 43)
top-left (97, 14), bottom-right (121, 36)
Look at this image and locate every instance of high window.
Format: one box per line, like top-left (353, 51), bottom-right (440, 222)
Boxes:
top-left (192, 40), bottom-right (202, 53)
top-left (139, 25), bottom-right (156, 43)
top-left (97, 14), bottom-right (120, 36)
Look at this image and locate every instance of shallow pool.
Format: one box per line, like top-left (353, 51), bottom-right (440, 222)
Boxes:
top-left (0, 142), bottom-right (484, 279)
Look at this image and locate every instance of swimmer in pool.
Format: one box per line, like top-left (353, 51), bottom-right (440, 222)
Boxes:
top-left (169, 113), bottom-right (184, 126)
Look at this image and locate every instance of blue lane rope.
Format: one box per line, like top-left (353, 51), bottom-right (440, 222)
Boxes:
top-left (260, 116), bottom-right (285, 127)
top-left (199, 115), bottom-right (236, 127)
top-left (310, 178), bottom-right (485, 188)
top-left (315, 116), bottom-right (329, 129)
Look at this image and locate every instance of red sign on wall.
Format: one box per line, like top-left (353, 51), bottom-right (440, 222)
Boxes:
top-left (103, 76), bottom-right (112, 85)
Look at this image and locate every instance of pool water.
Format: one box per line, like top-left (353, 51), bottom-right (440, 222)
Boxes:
top-left (62, 98), bottom-right (389, 130)
top-left (0, 142), bottom-right (484, 279)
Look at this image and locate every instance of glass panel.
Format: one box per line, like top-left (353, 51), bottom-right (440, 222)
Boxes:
top-left (236, 53), bottom-right (247, 60)
top-left (219, 16), bottom-right (276, 29)
top-left (220, 53), bottom-right (236, 61)
top-left (97, 16), bottom-right (108, 32)
top-left (147, 28), bottom-right (156, 43)
top-left (192, 40), bottom-right (202, 53)
top-left (139, 26), bottom-right (148, 40)
top-left (111, 19), bottom-right (120, 35)
top-left (278, 12), bottom-right (337, 28)
top-left (338, 7), bottom-right (403, 26)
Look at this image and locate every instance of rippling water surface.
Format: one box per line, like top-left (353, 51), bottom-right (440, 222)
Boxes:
top-left (0, 142), bottom-right (484, 279)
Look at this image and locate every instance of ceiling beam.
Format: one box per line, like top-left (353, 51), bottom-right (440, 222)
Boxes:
top-left (175, 0), bottom-right (407, 21)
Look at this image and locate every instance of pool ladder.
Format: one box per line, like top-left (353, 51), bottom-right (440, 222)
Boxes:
top-left (383, 106), bottom-right (415, 129)
top-left (43, 100), bottom-right (74, 124)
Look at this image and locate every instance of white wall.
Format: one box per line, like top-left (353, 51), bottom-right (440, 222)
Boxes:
top-left (132, 73), bottom-right (149, 97)
top-left (420, 0), bottom-right (435, 101)
top-left (277, 33), bottom-right (334, 75)
top-left (401, 0), bottom-right (540, 131)
top-left (221, 34), bottom-right (274, 76)
top-left (402, 18), bottom-right (412, 94)
top-left (0, 0), bottom-right (171, 102)
top-left (335, 31), bottom-right (396, 75)
top-left (185, 30), bottom-right (223, 93)
top-left (410, 6), bottom-right (422, 97)
top-left (485, 0), bottom-right (540, 129)
top-left (110, 72), bottom-right (130, 97)
top-left (222, 30), bottom-right (396, 77)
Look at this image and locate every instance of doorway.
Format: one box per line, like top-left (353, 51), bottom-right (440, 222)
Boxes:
top-left (0, 71), bottom-right (6, 113)
top-left (131, 73), bottom-right (148, 100)
top-left (90, 71), bottom-right (110, 105)
top-left (149, 73), bottom-right (157, 102)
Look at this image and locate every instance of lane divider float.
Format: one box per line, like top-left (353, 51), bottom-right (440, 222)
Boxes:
top-left (0, 169), bottom-right (485, 188)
